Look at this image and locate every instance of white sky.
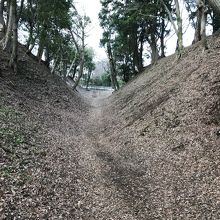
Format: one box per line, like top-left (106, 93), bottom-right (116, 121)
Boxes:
top-left (76, 0), bottom-right (107, 61)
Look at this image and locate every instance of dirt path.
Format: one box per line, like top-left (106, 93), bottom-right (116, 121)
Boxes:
top-left (1, 77), bottom-right (142, 219)
top-left (2, 36), bottom-right (220, 219)
top-left (75, 89), bottom-right (137, 219)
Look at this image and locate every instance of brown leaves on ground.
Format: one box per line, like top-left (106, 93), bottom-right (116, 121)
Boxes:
top-left (1, 36), bottom-right (220, 219)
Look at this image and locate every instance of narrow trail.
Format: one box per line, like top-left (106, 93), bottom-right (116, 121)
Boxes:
top-left (75, 89), bottom-right (137, 219)
top-left (2, 36), bottom-right (220, 219)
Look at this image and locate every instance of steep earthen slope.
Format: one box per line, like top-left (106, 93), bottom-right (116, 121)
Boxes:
top-left (0, 46), bottom-right (90, 219)
top-left (1, 36), bottom-right (220, 219)
top-left (98, 35), bottom-right (220, 219)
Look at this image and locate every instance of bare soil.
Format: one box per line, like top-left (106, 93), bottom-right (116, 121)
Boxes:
top-left (0, 36), bottom-right (220, 219)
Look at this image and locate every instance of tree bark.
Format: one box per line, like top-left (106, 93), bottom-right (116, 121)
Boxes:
top-left (1, 0), bottom-right (13, 50)
top-left (72, 50), bottom-right (84, 90)
top-left (62, 60), bottom-right (67, 81)
top-left (138, 26), bottom-right (144, 72)
top-left (26, 0), bottom-right (35, 49)
top-left (37, 26), bottom-right (46, 62)
top-left (51, 57), bottom-right (59, 74)
top-left (45, 46), bottom-right (51, 67)
top-left (107, 42), bottom-right (119, 91)
top-left (72, 30), bottom-right (85, 91)
top-left (200, 5), bottom-right (208, 49)
top-left (69, 15), bottom-right (91, 90)
top-left (26, 22), bottom-right (34, 49)
top-left (67, 53), bottom-right (77, 76)
top-left (26, 41), bottom-right (35, 54)
top-left (193, 0), bottom-right (208, 49)
top-left (149, 20), bottom-right (159, 64)
top-left (160, 0), bottom-right (183, 57)
top-left (37, 37), bottom-right (44, 62)
top-left (139, 35), bottom-right (144, 70)
top-left (0, 0), bottom-right (5, 39)
top-left (86, 70), bottom-right (92, 90)
top-left (194, 0), bottom-right (203, 43)
top-left (5, 0), bottom-right (8, 26)
top-left (131, 27), bottom-right (140, 73)
top-left (160, 17), bottom-right (166, 58)
top-left (174, 0), bottom-right (183, 57)
top-left (150, 33), bottom-right (159, 64)
top-left (9, 0), bottom-right (17, 73)
top-left (72, 64), bottom-right (78, 79)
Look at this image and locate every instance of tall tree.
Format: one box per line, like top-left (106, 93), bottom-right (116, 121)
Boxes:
top-left (1, 0), bottom-right (13, 50)
top-left (1, 0), bottom-right (18, 73)
top-left (174, 0), bottom-right (183, 56)
top-left (160, 0), bottom-right (183, 57)
top-left (69, 13), bottom-right (91, 90)
top-left (194, 0), bottom-right (208, 49)
top-left (0, 0), bottom-right (5, 39)
top-left (84, 48), bottom-right (96, 90)
top-left (100, 0), bottom-right (173, 85)
top-left (107, 42), bottom-right (119, 90)
top-left (9, 0), bottom-right (18, 72)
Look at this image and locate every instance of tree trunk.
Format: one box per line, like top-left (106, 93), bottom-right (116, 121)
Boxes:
top-left (68, 15), bottom-right (91, 90)
top-left (26, 41), bottom-right (35, 54)
top-left (150, 20), bottom-right (159, 64)
top-left (26, 0), bottom-right (34, 48)
top-left (72, 50), bottom-right (84, 90)
top-left (200, 5), bottom-right (208, 49)
top-left (51, 56), bottom-right (59, 74)
top-left (107, 42), bottom-right (119, 91)
top-left (160, 0), bottom-right (183, 57)
top-left (37, 27), bottom-right (46, 62)
top-left (174, 0), bottom-right (183, 57)
top-left (72, 64), bottom-right (78, 79)
top-left (67, 53), bottom-right (77, 76)
top-left (1, 0), bottom-right (13, 50)
top-left (45, 46), bottom-right (50, 67)
top-left (37, 40), bottom-right (44, 62)
top-left (6, 0), bottom-right (9, 27)
top-left (86, 70), bottom-right (92, 90)
top-left (26, 25), bottom-right (32, 48)
top-left (160, 17), bottom-right (166, 58)
top-left (194, 0), bottom-right (208, 49)
top-left (139, 39), bottom-right (144, 70)
top-left (62, 60), bottom-right (67, 81)
top-left (131, 26), bottom-right (142, 73)
top-left (138, 27), bottom-right (145, 71)
top-left (9, 0), bottom-right (17, 73)
top-left (26, 22), bottom-right (34, 49)
top-left (0, 0), bottom-right (5, 39)
top-left (194, 0), bottom-right (203, 43)
top-left (150, 34), bottom-right (159, 64)
top-left (72, 30), bottom-right (85, 91)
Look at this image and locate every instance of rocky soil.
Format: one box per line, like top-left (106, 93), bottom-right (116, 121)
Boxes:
top-left (0, 36), bottom-right (220, 219)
